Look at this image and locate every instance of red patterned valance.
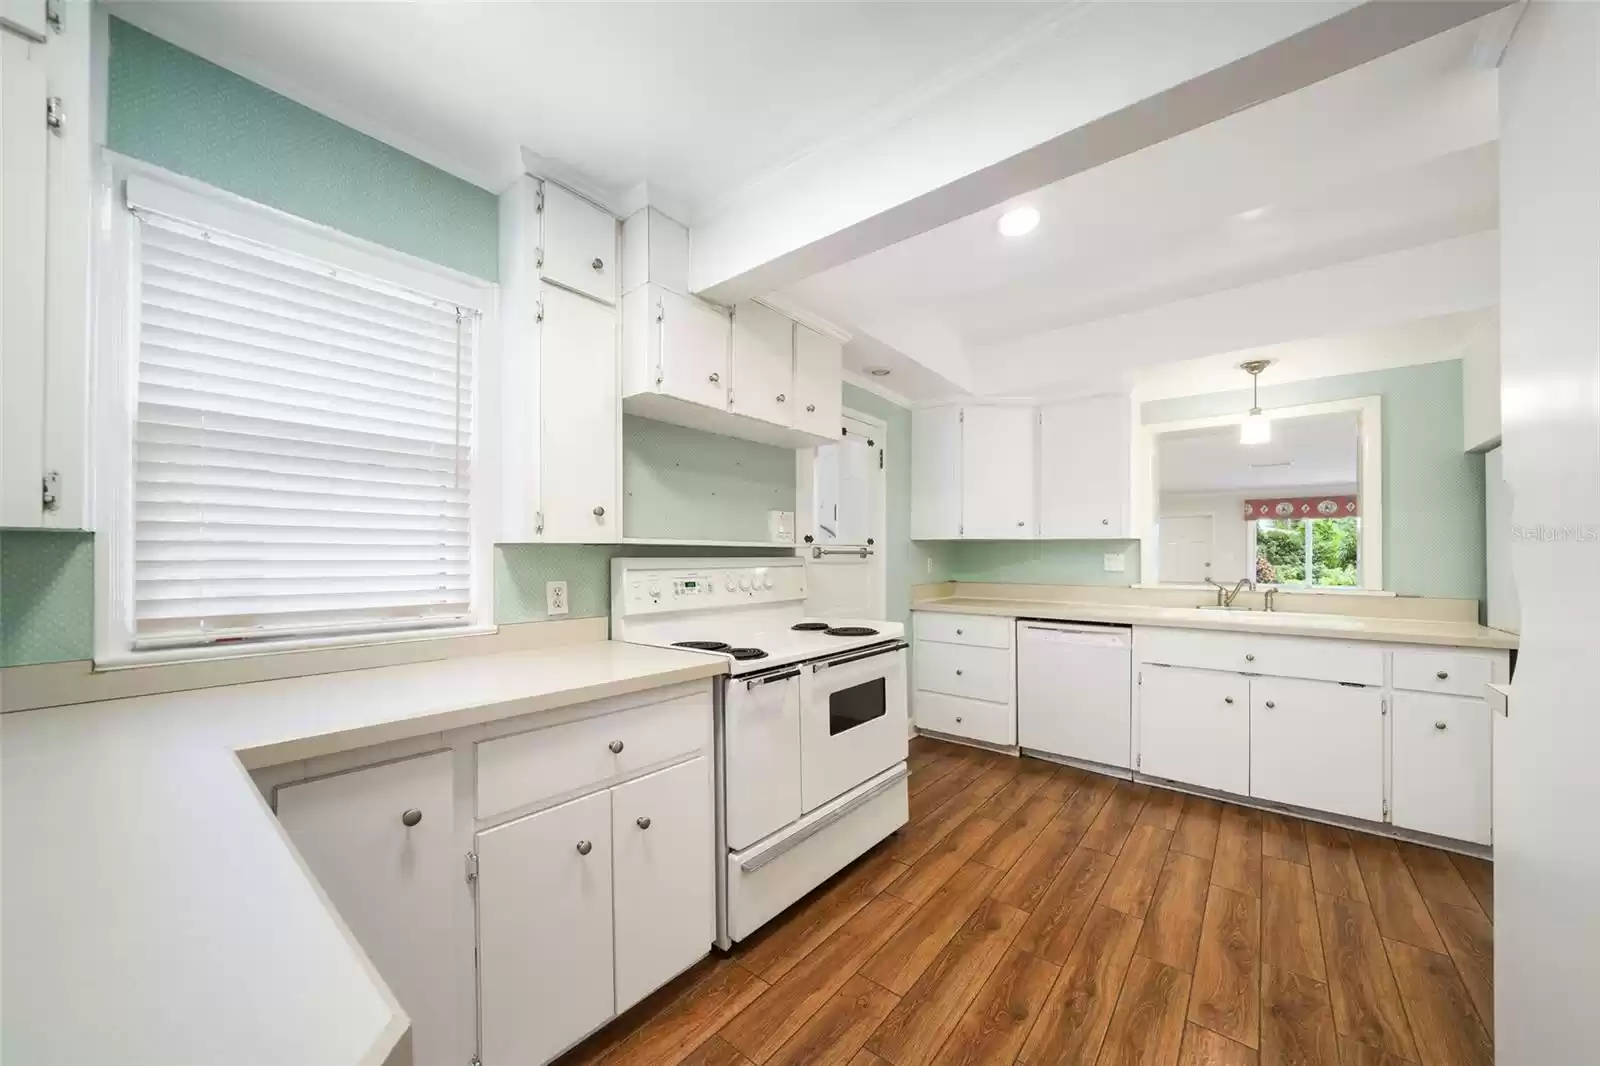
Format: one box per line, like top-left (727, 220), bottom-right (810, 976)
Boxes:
top-left (1245, 495), bottom-right (1359, 520)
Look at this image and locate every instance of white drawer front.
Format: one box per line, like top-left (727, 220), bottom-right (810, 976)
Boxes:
top-left (1392, 647), bottom-right (1494, 698)
top-left (1136, 626), bottom-right (1383, 686)
top-left (913, 611), bottom-right (1012, 649)
top-left (913, 641), bottom-right (1012, 703)
top-left (913, 690), bottom-right (1015, 746)
top-left (476, 693), bottom-right (708, 821)
top-left (1391, 691), bottom-right (1492, 845)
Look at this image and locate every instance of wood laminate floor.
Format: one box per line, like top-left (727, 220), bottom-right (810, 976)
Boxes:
top-left (555, 738), bottom-right (1493, 1066)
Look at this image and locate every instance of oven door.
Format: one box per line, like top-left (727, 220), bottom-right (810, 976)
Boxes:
top-left (799, 642), bottom-right (908, 812)
top-left (723, 667), bottom-right (803, 851)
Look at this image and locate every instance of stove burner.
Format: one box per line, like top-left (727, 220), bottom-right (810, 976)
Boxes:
top-left (728, 647), bottom-right (769, 661)
top-left (790, 622), bottom-right (831, 631)
top-left (672, 640), bottom-right (731, 652)
top-left (826, 626), bottom-right (879, 637)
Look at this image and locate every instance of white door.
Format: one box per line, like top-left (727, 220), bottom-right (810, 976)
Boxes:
top-left (611, 758), bottom-right (715, 1011)
top-left (1159, 515), bottom-right (1214, 583)
top-left (1249, 677), bottom-right (1384, 822)
top-left (730, 300), bottom-right (793, 426)
top-left (792, 324), bottom-right (842, 438)
top-left (477, 790), bottom-right (613, 1066)
top-left (1039, 395), bottom-right (1131, 538)
top-left (1392, 692), bottom-right (1492, 844)
top-left (658, 288), bottom-right (730, 410)
top-left (800, 645), bottom-right (908, 811)
top-left (539, 181), bottom-right (617, 305)
top-left (539, 284), bottom-right (618, 542)
top-left (724, 671), bottom-right (803, 850)
top-left (961, 406), bottom-right (1036, 539)
top-left (807, 415), bottom-right (885, 619)
top-left (1017, 623), bottom-right (1132, 769)
top-left (275, 752), bottom-right (460, 1066)
top-left (1137, 665), bottom-right (1249, 794)
top-left (911, 406), bottom-right (962, 539)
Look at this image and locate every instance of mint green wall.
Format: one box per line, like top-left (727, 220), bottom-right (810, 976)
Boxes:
top-left (1142, 359), bottom-right (1484, 601)
top-left (941, 540), bottom-right (1141, 586)
top-left (0, 533), bottom-right (94, 666)
top-left (623, 418), bottom-right (795, 542)
top-left (108, 19), bottom-right (497, 279)
top-left (841, 384), bottom-right (922, 625)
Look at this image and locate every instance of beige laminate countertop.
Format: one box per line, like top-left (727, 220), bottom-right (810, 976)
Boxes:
top-left (914, 596), bottom-right (1519, 650)
top-left (0, 641), bottom-right (726, 1066)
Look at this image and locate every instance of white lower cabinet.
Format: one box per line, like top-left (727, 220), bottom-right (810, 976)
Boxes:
top-left (275, 751), bottom-right (462, 1066)
top-left (610, 758), bottom-right (714, 1011)
top-left (1391, 691), bottom-right (1493, 845)
top-left (477, 790), bottom-right (614, 1066)
top-left (1137, 666), bottom-right (1249, 795)
top-left (1249, 677), bottom-right (1384, 822)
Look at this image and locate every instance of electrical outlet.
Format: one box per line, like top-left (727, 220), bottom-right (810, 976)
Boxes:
top-left (545, 580), bottom-right (568, 616)
top-left (926, 556), bottom-right (933, 575)
top-left (1103, 552), bottom-right (1126, 573)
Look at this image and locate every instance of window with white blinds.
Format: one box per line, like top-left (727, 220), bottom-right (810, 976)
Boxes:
top-left (127, 210), bottom-right (479, 650)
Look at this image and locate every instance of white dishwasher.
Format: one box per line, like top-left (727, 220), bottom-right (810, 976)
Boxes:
top-left (1016, 620), bottom-right (1133, 770)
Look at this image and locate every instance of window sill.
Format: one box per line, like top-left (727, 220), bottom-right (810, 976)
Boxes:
top-left (93, 623), bottom-right (500, 672)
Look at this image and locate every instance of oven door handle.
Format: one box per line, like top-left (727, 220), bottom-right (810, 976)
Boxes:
top-left (738, 764), bottom-right (909, 873)
top-left (745, 669), bottom-right (801, 690)
top-left (810, 640), bottom-right (908, 673)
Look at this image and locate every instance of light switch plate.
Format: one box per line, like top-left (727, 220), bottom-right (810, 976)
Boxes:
top-left (1103, 552), bottom-right (1126, 573)
top-left (768, 510), bottom-right (795, 544)
top-left (545, 580), bottom-right (568, 616)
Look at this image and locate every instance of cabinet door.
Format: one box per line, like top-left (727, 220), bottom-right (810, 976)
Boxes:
top-left (1039, 395), bottom-right (1131, 538)
top-left (539, 284), bottom-right (619, 543)
top-left (792, 324), bottom-right (842, 439)
top-left (960, 406), bottom-right (1036, 538)
top-left (477, 790), bottom-right (614, 1066)
top-left (1137, 666), bottom-right (1249, 794)
top-left (1249, 677), bottom-right (1384, 822)
top-left (1392, 692), bottom-right (1492, 844)
top-left (0, 30), bottom-right (49, 526)
top-left (540, 181), bottom-right (617, 305)
top-left (659, 288), bottom-right (730, 410)
top-left (610, 758), bottom-right (714, 1011)
top-left (0, 1), bottom-right (48, 40)
top-left (911, 406), bottom-right (961, 539)
top-left (275, 752), bottom-right (460, 1066)
top-left (730, 300), bottom-right (794, 426)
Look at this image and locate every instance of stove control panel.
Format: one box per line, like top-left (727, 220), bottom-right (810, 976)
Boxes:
top-left (616, 561), bottom-right (806, 615)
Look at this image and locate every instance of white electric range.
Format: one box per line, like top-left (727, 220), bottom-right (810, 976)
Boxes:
top-left (611, 556), bottom-right (908, 947)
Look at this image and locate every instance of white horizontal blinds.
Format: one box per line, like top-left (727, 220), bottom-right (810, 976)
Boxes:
top-left (131, 212), bottom-right (477, 648)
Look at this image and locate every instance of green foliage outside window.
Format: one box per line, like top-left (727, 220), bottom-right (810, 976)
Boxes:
top-left (1254, 516), bottom-right (1358, 587)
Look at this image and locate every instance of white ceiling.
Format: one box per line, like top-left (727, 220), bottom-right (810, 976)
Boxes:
top-left (1159, 412), bottom-right (1359, 495)
top-left (109, 1), bottom-right (1058, 214)
top-left (788, 17), bottom-right (1501, 399)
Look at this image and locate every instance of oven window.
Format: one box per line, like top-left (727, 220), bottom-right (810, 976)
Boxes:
top-left (829, 678), bottom-right (887, 736)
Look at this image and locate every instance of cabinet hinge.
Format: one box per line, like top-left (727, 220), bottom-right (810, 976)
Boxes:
top-left (45, 0), bottom-right (62, 33)
top-left (879, 449), bottom-right (884, 470)
top-left (534, 245), bottom-right (544, 271)
top-left (534, 297), bottom-right (545, 324)
top-left (41, 471), bottom-right (59, 512)
top-left (1382, 799), bottom-right (1391, 822)
top-left (1138, 670), bottom-right (1142, 686)
top-left (654, 299), bottom-right (665, 324)
top-left (1136, 754), bottom-right (1142, 770)
top-left (45, 96), bottom-right (64, 135)
top-left (958, 409), bottom-right (965, 424)
top-left (534, 511), bottom-right (545, 536)
top-left (464, 851), bottom-right (479, 887)
top-left (1381, 698), bottom-right (1388, 716)
top-left (469, 1057), bottom-right (482, 1066)
top-left (958, 523), bottom-right (964, 536)
top-left (535, 185), bottom-right (545, 213)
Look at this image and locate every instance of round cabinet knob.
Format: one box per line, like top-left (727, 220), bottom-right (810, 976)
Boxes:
top-left (1224, 697), bottom-right (1234, 705)
top-left (400, 808), bottom-right (422, 827)
top-left (592, 257), bottom-right (604, 271)
top-left (1435, 721), bottom-right (1449, 730)
top-left (1436, 670), bottom-right (1449, 680)
top-left (636, 816), bottom-right (652, 830)
top-left (576, 840), bottom-right (593, 856)
top-left (807, 404), bottom-right (816, 412)
top-left (1265, 700), bottom-right (1276, 709)
top-left (955, 628), bottom-right (964, 636)
top-left (1245, 654), bottom-right (1256, 662)
top-left (593, 505), bottom-right (606, 517)
top-left (955, 669), bottom-right (964, 676)
top-left (608, 740), bottom-right (624, 754)
top-left (1101, 518), bottom-right (1110, 526)
top-left (955, 716), bottom-right (964, 724)
top-left (709, 372), bottom-right (721, 384)
top-left (1016, 520), bottom-right (1025, 527)
top-left (776, 394), bottom-right (786, 403)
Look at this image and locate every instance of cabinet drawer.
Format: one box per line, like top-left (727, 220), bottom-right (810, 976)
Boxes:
top-left (476, 693), bottom-right (708, 820)
top-left (1136, 626), bottom-right (1383, 686)
top-left (913, 612), bottom-right (1012, 649)
top-left (913, 641), bottom-right (1012, 703)
top-left (914, 690), bottom-right (1015, 746)
top-left (1392, 647), bottom-right (1494, 698)
top-left (1391, 692), bottom-right (1492, 844)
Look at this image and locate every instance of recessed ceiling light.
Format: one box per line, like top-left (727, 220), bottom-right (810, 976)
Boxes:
top-left (867, 367), bottom-right (891, 377)
top-left (997, 206), bottom-right (1040, 237)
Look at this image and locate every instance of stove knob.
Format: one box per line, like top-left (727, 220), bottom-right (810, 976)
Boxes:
top-left (739, 575), bottom-right (751, 591)
top-left (762, 573), bottom-right (774, 590)
top-left (725, 575), bottom-right (737, 592)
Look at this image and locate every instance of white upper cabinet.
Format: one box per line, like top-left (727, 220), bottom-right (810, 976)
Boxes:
top-left (0, 0), bottom-right (48, 40)
top-left (623, 283), bottom-right (730, 411)
top-left (961, 406), bottom-right (1037, 539)
top-left (1039, 394), bottom-right (1131, 538)
top-left (539, 180), bottom-right (617, 305)
top-left (537, 284), bottom-right (619, 543)
top-left (730, 300), bottom-right (794, 427)
top-left (792, 324), bottom-right (842, 440)
top-left (911, 406), bottom-right (962, 539)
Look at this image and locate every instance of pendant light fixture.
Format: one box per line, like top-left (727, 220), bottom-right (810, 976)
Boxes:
top-left (1239, 359), bottom-right (1272, 444)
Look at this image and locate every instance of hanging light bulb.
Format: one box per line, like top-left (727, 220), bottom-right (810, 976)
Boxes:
top-left (1239, 360), bottom-right (1272, 444)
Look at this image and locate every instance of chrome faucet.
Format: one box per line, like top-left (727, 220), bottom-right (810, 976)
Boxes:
top-left (1205, 576), bottom-right (1254, 607)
